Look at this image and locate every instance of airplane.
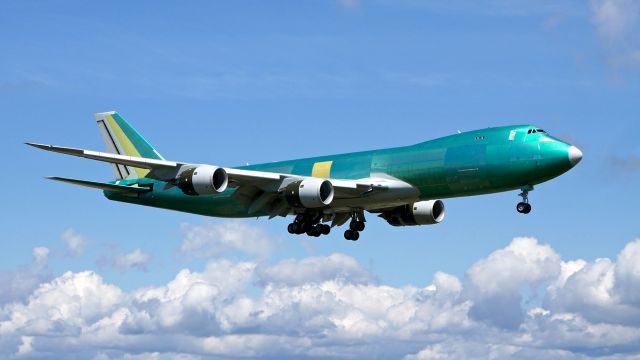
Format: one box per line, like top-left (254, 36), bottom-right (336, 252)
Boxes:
top-left (28, 111), bottom-right (582, 241)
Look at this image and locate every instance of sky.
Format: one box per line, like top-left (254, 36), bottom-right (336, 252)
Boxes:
top-left (1, 0), bottom-right (639, 359)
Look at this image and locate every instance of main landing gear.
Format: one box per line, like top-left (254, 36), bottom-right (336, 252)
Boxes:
top-left (287, 213), bottom-right (331, 237)
top-left (516, 186), bottom-right (532, 214)
top-left (344, 214), bottom-right (365, 241)
top-left (286, 212), bottom-right (366, 241)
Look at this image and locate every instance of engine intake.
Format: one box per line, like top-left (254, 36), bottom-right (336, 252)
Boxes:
top-left (380, 200), bottom-right (445, 226)
top-left (176, 166), bottom-right (228, 196)
top-left (284, 178), bottom-right (334, 208)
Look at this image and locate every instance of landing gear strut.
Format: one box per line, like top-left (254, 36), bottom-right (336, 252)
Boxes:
top-left (516, 186), bottom-right (532, 214)
top-left (287, 212), bottom-right (365, 240)
top-left (287, 213), bottom-right (330, 237)
top-left (344, 213), bottom-right (365, 241)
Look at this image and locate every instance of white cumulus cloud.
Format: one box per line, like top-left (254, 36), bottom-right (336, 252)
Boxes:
top-left (2, 233), bottom-right (640, 359)
top-left (462, 237), bottom-right (561, 329)
top-left (179, 221), bottom-right (277, 259)
top-left (256, 253), bottom-right (375, 286)
top-left (0, 247), bottom-right (51, 305)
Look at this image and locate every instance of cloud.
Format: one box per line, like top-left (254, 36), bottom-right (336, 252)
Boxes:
top-left (32, 247), bottom-right (49, 268)
top-left (179, 221), bottom-right (277, 259)
top-left (256, 253), bottom-right (375, 286)
top-left (3, 236), bottom-right (640, 358)
top-left (610, 154), bottom-right (640, 172)
top-left (462, 237), bottom-right (561, 329)
top-left (61, 228), bottom-right (87, 257)
top-left (590, 0), bottom-right (639, 40)
top-left (589, 0), bottom-right (640, 70)
top-left (0, 247), bottom-right (51, 306)
top-left (99, 248), bottom-right (152, 273)
top-left (338, 0), bottom-right (359, 9)
top-left (114, 249), bottom-right (152, 272)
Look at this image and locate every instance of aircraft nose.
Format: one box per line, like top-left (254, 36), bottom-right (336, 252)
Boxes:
top-left (568, 145), bottom-right (583, 166)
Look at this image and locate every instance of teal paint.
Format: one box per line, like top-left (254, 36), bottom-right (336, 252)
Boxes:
top-left (105, 125), bottom-right (579, 217)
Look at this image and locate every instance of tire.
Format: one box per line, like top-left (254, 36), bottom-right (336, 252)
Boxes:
top-left (287, 223), bottom-right (295, 234)
top-left (349, 222), bottom-right (358, 231)
top-left (516, 202), bottom-right (527, 213)
top-left (352, 231), bottom-right (360, 241)
top-left (344, 230), bottom-right (354, 240)
top-left (523, 203), bottom-right (532, 214)
top-left (321, 224), bottom-right (331, 235)
top-left (356, 222), bottom-right (365, 231)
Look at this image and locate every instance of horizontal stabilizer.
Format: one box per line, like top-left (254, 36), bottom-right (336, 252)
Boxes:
top-left (46, 176), bottom-right (151, 194)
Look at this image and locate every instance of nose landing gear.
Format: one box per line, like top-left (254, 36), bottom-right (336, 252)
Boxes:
top-left (516, 186), bottom-right (533, 214)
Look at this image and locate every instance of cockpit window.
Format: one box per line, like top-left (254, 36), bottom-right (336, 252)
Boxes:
top-left (527, 128), bottom-right (546, 134)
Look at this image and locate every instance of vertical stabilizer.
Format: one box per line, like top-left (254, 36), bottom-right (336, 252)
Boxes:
top-left (95, 111), bottom-right (164, 180)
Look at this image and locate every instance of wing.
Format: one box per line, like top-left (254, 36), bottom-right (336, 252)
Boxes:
top-left (27, 143), bottom-right (415, 218)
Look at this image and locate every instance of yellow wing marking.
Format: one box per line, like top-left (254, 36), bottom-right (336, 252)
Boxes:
top-left (311, 161), bottom-right (333, 178)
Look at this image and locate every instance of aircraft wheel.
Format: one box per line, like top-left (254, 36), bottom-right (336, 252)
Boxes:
top-left (516, 202), bottom-right (529, 214)
top-left (356, 222), bottom-right (365, 231)
top-left (321, 224), bottom-right (331, 235)
top-left (344, 230), bottom-right (354, 240)
top-left (307, 225), bottom-right (320, 237)
top-left (287, 223), bottom-right (296, 234)
top-left (344, 230), bottom-right (360, 241)
top-left (349, 221), bottom-right (358, 231)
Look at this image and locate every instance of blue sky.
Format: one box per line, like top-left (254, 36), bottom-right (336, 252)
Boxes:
top-left (1, 1), bottom-right (640, 359)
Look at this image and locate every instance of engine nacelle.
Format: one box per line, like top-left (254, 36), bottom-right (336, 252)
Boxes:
top-left (176, 166), bottom-right (228, 196)
top-left (380, 200), bottom-right (445, 226)
top-left (284, 178), bottom-right (334, 208)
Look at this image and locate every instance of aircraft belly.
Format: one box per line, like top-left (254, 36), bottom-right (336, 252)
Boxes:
top-left (330, 185), bottom-right (420, 211)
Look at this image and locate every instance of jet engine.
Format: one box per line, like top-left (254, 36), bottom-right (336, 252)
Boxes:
top-left (284, 178), bottom-right (334, 208)
top-left (380, 200), bottom-right (445, 226)
top-left (176, 166), bottom-right (228, 195)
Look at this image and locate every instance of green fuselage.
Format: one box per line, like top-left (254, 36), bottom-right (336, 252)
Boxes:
top-left (106, 125), bottom-right (577, 217)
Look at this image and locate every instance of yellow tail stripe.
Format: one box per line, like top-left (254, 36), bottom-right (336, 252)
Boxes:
top-left (105, 114), bottom-right (149, 178)
top-left (311, 161), bottom-right (333, 178)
